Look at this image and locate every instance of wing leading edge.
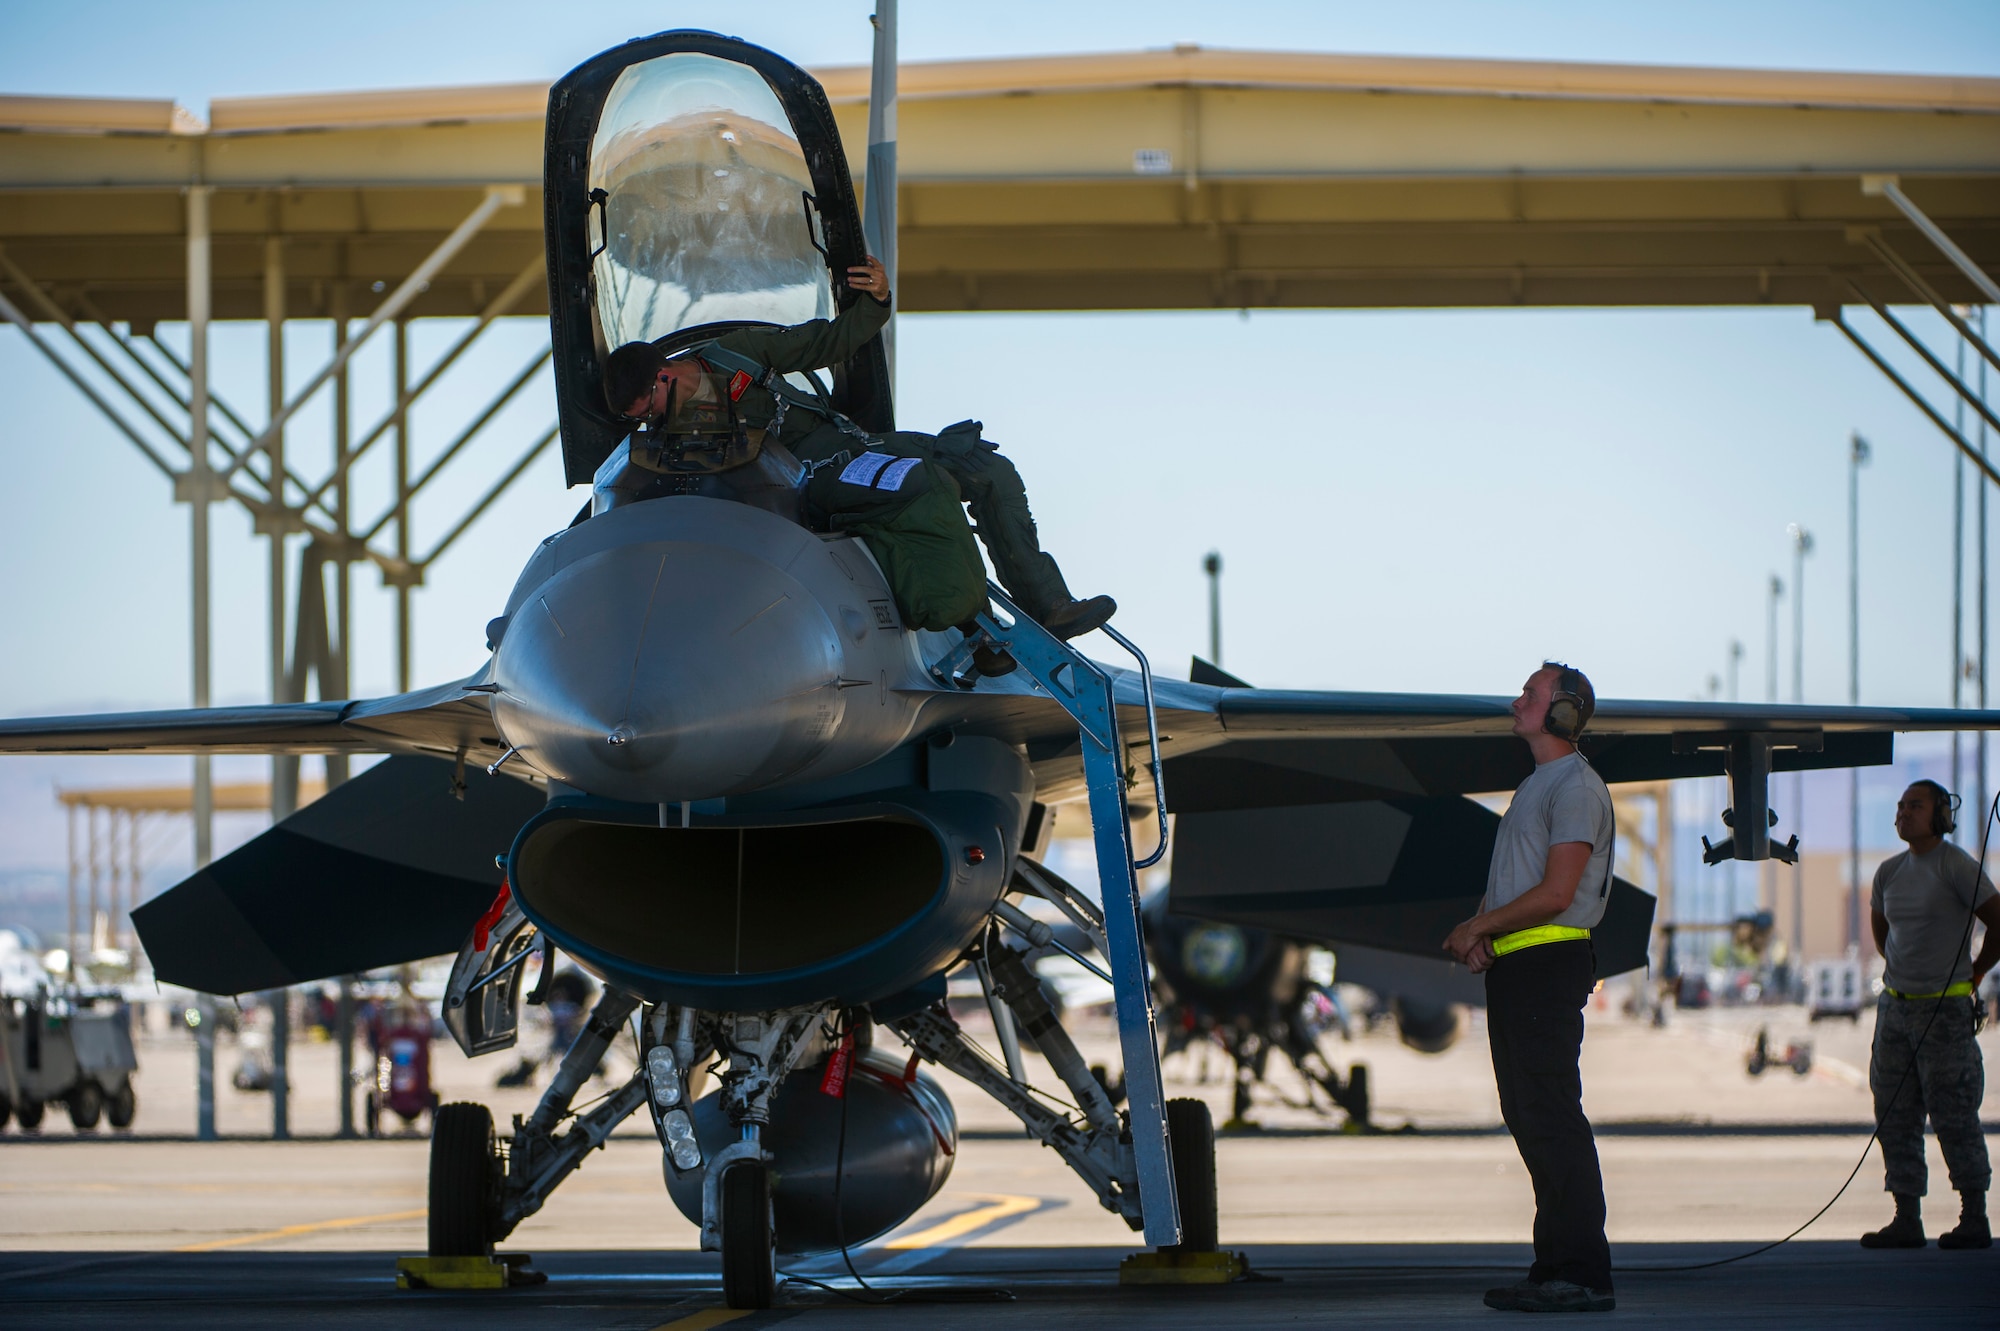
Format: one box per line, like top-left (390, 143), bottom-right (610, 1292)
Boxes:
top-left (0, 678), bottom-right (506, 761)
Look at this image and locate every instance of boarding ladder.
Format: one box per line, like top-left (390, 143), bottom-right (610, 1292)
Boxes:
top-left (929, 584), bottom-right (1181, 1248)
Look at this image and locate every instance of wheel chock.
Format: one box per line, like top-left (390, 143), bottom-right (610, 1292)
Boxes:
top-left (1118, 1249), bottom-right (1249, 1285)
top-left (395, 1253), bottom-right (546, 1290)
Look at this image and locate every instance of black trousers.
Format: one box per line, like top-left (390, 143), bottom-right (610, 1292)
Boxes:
top-left (1486, 938), bottom-right (1612, 1291)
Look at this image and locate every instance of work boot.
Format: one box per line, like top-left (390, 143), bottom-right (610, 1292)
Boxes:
top-left (1481, 1278), bottom-right (1540, 1311)
top-left (1938, 1193), bottom-right (1991, 1249)
top-left (1040, 594), bottom-right (1116, 641)
top-left (1503, 1280), bottom-right (1615, 1312)
top-left (1860, 1194), bottom-right (1926, 1249)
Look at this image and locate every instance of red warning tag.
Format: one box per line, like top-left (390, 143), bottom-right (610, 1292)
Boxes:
top-left (472, 881), bottom-right (512, 953)
top-left (727, 370), bottom-right (752, 402)
top-left (820, 1029), bottom-right (856, 1098)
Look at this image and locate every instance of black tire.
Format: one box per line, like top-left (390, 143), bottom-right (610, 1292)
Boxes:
top-left (1343, 1063), bottom-right (1371, 1126)
top-left (1165, 1097), bottom-right (1219, 1252)
top-left (428, 1102), bottom-right (497, 1257)
top-left (0, 1091), bottom-right (11, 1130)
top-left (67, 1081), bottom-right (104, 1131)
top-left (16, 1099), bottom-right (44, 1131)
top-left (720, 1160), bottom-right (776, 1309)
top-left (107, 1081), bottom-right (137, 1130)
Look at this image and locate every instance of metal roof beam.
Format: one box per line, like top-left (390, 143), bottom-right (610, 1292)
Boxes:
top-left (224, 185), bottom-right (524, 484)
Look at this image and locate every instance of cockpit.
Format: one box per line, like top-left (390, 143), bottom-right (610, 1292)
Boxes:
top-left (543, 34), bottom-right (893, 524)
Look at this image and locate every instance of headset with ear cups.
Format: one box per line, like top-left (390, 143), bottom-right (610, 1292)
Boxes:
top-left (1910, 778), bottom-right (1960, 836)
top-left (1542, 661), bottom-right (1590, 743)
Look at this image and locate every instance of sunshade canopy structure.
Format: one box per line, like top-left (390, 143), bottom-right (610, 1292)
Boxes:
top-left (2, 45), bottom-right (1996, 321)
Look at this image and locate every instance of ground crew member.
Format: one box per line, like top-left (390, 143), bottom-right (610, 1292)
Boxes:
top-left (1443, 661), bottom-right (1615, 1314)
top-left (601, 255), bottom-right (1115, 645)
top-left (1860, 779), bottom-right (1999, 1251)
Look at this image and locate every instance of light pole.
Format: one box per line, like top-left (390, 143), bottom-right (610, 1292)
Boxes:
top-left (1203, 551), bottom-right (1223, 666)
top-left (1788, 523), bottom-right (1814, 970)
top-left (1765, 574), bottom-right (1782, 916)
top-left (1849, 434), bottom-right (1870, 951)
top-left (1727, 639), bottom-right (1744, 703)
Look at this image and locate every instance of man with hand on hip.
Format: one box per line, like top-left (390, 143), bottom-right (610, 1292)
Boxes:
top-left (1444, 661), bottom-right (1616, 1314)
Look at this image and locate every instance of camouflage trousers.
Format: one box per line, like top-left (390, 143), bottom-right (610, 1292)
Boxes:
top-left (1870, 993), bottom-right (1990, 1196)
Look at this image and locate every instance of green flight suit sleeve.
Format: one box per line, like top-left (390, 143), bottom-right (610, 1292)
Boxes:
top-left (712, 294), bottom-right (889, 374)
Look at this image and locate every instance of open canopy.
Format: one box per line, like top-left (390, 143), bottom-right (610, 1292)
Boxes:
top-left (544, 30), bottom-right (891, 486)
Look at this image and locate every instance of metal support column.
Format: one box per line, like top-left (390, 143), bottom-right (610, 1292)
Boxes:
top-left (186, 183), bottom-right (216, 1142)
top-left (863, 0), bottom-right (898, 393)
top-left (1848, 434), bottom-right (1868, 951)
top-left (394, 318), bottom-right (412, 692)
top-left (263, 234), bottom-right (293, 1142)
top-left (329, 282), bottom-right (352, 787)
top-left (1980, 308), bottom-right (1991, 856)
top-left (336, 975), bottom-right (356, 1138)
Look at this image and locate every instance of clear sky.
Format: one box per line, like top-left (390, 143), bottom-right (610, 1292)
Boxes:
top-left (0, 1), bottom-right (1997, 887)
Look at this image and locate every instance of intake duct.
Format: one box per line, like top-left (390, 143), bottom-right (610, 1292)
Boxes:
top-left (508, 792), bottom-right (1009, 1008)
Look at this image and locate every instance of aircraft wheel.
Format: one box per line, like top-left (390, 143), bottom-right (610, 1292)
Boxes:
top-left (0, 1090), bottom-right (11, 1130)
top-left (16, 1098), bottom-right (44, 1131)
top-left (107, 1081), bottom-right (137, 1130)
top-left (427, 1102), bottom-right (498, 1257)
top-left (1165, 1097), bottom-right (1219, 1252)
top-left (719, 1159), bottom-right (776, 1309)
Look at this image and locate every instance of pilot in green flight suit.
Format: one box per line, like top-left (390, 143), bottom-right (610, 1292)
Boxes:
top-left (602, 256), bottom-right (1115, 646)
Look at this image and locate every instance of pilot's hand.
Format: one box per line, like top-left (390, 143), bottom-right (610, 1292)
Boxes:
top-left (847, 254), bottom-right (890, 302)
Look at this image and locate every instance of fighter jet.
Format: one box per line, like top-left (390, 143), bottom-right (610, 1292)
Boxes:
top-left (3, 31), bottom-right (1995, 1309)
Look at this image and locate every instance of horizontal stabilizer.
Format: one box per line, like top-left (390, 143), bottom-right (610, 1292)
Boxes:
top-left (133, 757), bottom-right (546, 994)
top-left (1168, 794), bottom-right (1654, 979)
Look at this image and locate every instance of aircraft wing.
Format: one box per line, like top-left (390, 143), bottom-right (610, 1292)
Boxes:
top-left (1128, 674), bottom-right (2000, 812)
top-left (0, 678), bottom-right (507, 762)
top-left (952, 657), bottom-right (2000, 976)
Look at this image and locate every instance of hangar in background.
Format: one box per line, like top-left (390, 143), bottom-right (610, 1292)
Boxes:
top-left (1, 44), bottom-right (1996, 320)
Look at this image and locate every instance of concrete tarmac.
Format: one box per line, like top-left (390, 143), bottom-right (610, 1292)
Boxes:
top-left (3, 998), bottom-right (1994, 1325)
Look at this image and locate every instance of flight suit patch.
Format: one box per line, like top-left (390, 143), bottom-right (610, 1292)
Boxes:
top-left (727, 370), bottom-right (752, 401)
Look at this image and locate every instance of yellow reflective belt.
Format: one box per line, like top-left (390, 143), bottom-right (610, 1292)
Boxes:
top-left (1490, 925), bottom-right (1591, 957)
top-left (1884, 980), bottom-right (1975, 1000)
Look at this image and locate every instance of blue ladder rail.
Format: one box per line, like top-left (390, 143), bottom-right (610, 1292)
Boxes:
top-left (959, 584), bottom-right (1181, 1249)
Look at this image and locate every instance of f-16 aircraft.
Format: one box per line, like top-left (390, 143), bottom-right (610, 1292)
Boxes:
top-left (4, 31), bottom-right (1997, 1310)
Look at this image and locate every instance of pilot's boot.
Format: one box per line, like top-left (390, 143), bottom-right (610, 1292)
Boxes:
top-left (1040, 595), bottom-right (1117, 641)
top-left (1937, 1191), bottom-right (1991, 1249)
top-left (954, 622), bottom-right (1017, 677)
top-left (1860, 1193), bottom-right (1927, 1248)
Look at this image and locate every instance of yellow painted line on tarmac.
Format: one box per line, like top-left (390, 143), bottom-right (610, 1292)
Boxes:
top-left (648, 1311), bottom-right (755, 1330)
top-left (174, 1207), bottom-right (427, 1253)
top-left (883, 1193), bottom-right (1041, 1249)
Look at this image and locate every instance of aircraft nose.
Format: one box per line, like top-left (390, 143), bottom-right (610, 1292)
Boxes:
top-left (491, 539), bottom-right (845, 802)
